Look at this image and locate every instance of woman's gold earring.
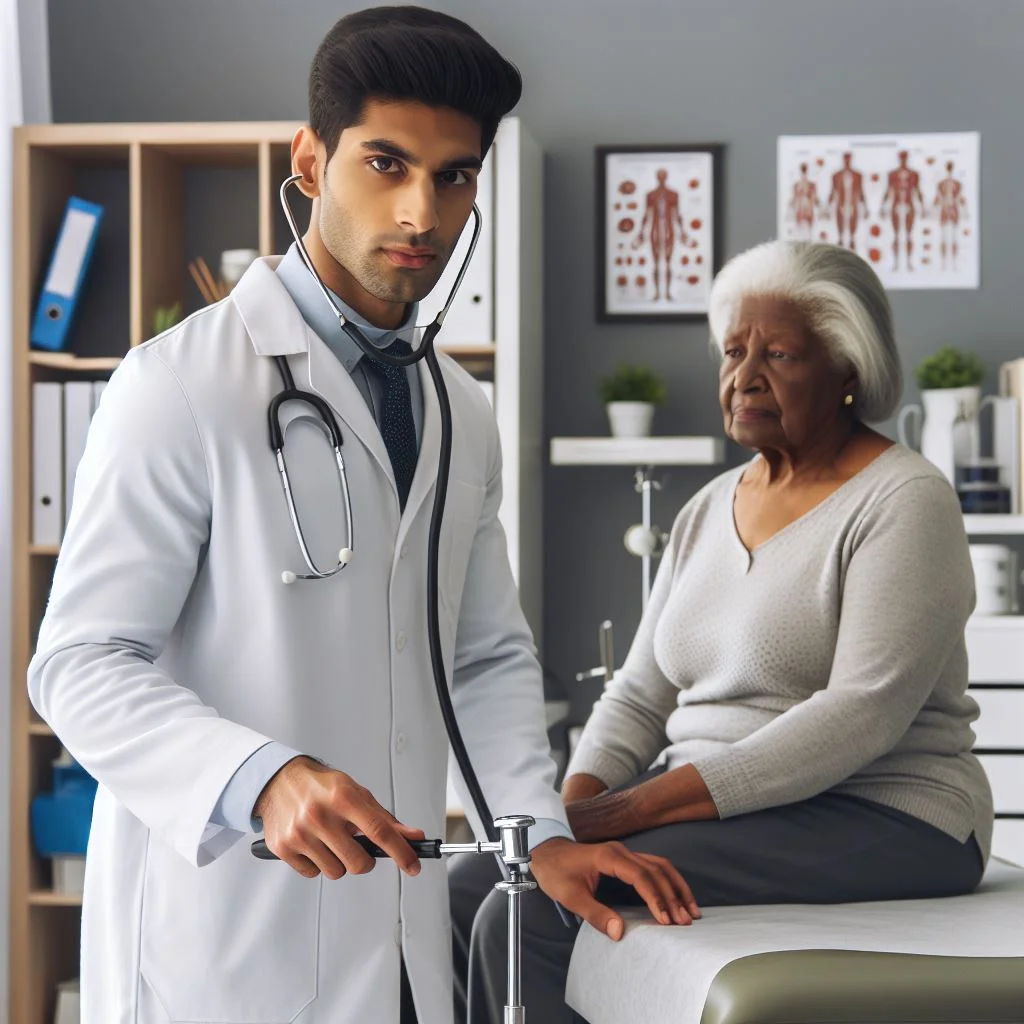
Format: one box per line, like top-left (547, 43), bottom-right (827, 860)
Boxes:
top-left (844, 394), bottom-right (854, 407)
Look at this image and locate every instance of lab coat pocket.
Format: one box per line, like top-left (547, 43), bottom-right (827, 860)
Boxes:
top-left (440, 479), bottom-right (485, 621)
top-left (140, 838), bottom-right (321, 1023)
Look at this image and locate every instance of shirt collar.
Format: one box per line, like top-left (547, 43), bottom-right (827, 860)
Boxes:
top-left (275, 243), bottom-right (418, 372)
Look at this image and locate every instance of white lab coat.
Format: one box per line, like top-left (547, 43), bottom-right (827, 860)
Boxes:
top-left (28, 256), bottom-right (568, 1024)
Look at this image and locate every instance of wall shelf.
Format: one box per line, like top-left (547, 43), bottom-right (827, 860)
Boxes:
top-left (27, 892), bottom-right (82, 908)
top-left (550, 436), bottom-right (725, 467)
top-left (29, 352), bottom-right (123, 372)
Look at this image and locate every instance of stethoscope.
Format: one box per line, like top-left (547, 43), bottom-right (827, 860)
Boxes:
top-left (273, 172), bottom-right (480, 585)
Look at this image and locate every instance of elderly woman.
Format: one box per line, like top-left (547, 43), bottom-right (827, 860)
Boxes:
top-left (448, 240), bottom-right (993, 1024)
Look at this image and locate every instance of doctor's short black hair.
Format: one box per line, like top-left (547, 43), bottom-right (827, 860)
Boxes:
top-left (309, 6), bottom-right (522, 160)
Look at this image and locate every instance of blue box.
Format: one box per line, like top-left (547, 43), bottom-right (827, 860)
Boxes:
top-left (30, 760), bottom-right (98, 857)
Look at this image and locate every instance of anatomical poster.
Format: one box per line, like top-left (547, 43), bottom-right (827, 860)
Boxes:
top-left (597, 144), bottom-right (723, 321)
top-left (777, 132), bottom-right (979, 290)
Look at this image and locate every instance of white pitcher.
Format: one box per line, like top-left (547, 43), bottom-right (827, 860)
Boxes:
top-left (897, 386), bottom-right (981, 485)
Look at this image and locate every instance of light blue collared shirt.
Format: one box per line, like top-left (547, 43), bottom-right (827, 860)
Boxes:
top-left (210, 245), bottom-right (571, 852)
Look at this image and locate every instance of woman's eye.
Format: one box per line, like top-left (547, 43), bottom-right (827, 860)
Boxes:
top-left (723, 348), bottom-right (741, 359)
top-left (370, 157), bottom-right (399, 174)
top-left (769, 350), bottom-right (791, 360)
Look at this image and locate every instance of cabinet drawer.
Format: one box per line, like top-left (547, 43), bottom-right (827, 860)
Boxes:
top-left (965, 617), bottom-right (1024, 683)
top-left (970, 688), bottom-right (1024, 749)
top-left (993, 819), bottom-right (1024, 868)
top-left (977, 755), bottom-right (1024, 812)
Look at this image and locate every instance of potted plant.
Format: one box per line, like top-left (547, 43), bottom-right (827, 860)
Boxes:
top-left (897, 346), bottom-right (986, 484)
top-left (599, 364), bottom-right (668, 438)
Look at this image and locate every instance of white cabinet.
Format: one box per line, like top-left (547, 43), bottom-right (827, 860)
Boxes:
top-left (972, 688), bottom-right (1024, 748)
top-left (976, 755), bottom-right (1024, 814)
top-left (965, 608), bottom-right (1024, 865)
top-left (993, 819), bottom-right (1024, 867)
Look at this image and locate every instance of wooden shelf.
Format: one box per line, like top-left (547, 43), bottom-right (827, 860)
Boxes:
top-left (29, 352), bottom-right (123, 371)
top-left (29, 544), bottom-right (60, 557)
top-left (28, 721), bottom-right (55, 737)
top-left (27, 891), bottom-right (83, 908)
top-left (550, 436), bottom-right (725, 467)
top-left (438, 343), bottom-right (496, 359)
top-left (963, 514), bottom-right (1024, 535)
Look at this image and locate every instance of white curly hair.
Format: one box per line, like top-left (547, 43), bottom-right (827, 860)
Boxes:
top-left (707, 240), bottom-right (903, 422)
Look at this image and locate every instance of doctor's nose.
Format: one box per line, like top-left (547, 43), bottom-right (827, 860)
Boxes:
top-left (396, 180), bottom-right (440, 238)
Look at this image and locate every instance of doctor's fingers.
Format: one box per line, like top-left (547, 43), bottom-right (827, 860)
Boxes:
top-left (343, 809), bottom-right (422, 876)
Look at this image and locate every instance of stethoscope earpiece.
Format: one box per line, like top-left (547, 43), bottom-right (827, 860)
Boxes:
top-left (339, 548), bottom-right (354, 565)
top-left (281, 570), bottom-right (297, 585)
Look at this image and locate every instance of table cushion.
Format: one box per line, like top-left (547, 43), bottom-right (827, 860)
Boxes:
top-left (566, 859), bottom-right (1024, 1024)
top-left (702, 950), bottom-right (1024, 1023)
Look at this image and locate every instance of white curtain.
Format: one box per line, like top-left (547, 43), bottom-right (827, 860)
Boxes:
top-left (0, 0), bottom-right (24, 1020)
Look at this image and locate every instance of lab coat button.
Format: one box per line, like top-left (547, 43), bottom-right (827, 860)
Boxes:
top-left (395, 733), bottom-right (406, 753)
top-left (400, 544), bottom-right (408, 558)
top-left (396, 631), bottom-right (407, 651)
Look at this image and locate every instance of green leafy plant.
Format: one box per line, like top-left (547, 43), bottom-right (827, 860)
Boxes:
top-left (599, 364), bottom-right (668, 406)
top-left (153, 301), bottom-right (182, 336)
top-left (914, 346), bottom-right (985, 390)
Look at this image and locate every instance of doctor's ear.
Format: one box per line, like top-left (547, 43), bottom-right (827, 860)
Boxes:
top-left (290, 127), bottom-right (323, 200)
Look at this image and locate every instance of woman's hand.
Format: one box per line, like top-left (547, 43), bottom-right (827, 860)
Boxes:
top-left (530, 837), bottom-right (700, 940)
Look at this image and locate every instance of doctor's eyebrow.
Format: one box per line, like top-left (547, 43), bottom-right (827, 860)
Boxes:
top-left (360, 139), bottom-right (482, 173)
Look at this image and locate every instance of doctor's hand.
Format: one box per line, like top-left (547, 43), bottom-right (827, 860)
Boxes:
top-left (529, 837), bottom-right (700, 942)
top-left (253, 756), bottom-right (425, 880)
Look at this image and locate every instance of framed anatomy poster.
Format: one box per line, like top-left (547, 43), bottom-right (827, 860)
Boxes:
top-left (777, 132), bottom-right (980, 290)
top-left (596, 144), bottom-right (724, 322)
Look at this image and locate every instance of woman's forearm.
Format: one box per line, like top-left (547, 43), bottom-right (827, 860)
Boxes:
top-left (565, 763), bottom-right (719, 842)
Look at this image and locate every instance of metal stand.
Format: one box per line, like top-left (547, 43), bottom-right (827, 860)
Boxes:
top-left (624, 467), bottom-right (669, 611)
top-left (444, 815), bottom-right (538, 1023)
top-left (575, 620), bottom-right (615, 684)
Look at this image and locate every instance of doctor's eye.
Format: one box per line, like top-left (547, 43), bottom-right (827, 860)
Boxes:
top-left (438, 169), bottom-right (471, 187)
top-left (369, 157), bottom-right (402, 175)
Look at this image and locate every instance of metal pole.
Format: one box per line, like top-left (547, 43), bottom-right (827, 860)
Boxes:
top-left (493, 815), bottom-right (536, 1024)
top-left (635, 468), bottom-right (661, 611)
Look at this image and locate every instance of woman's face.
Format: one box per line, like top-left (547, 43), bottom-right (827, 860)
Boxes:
top-left (719, 294), bottom-right (854, 454)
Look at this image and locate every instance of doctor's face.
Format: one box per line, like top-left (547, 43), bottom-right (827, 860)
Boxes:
top-left (294, 99), bottom-right (482, 324)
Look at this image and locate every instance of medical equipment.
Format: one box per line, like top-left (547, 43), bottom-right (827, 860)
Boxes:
top-left (255, 815), bottom-right (538, 1024)
top-left (254, 174), bottom-right (563, 1020)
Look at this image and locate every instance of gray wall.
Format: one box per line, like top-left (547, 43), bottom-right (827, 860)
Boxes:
top-left (47, 0), bottom-right (1024, 718)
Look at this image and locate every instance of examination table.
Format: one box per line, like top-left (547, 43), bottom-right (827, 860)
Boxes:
top-left (566, 857), bottom-right (1024, 1024)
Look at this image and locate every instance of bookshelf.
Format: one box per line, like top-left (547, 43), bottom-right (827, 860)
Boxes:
top-left (10, 119), bottom-right (543, 1024)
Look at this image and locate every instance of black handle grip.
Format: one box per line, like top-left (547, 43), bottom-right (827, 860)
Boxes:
top-left (251, 835), bottom-right (443, 861)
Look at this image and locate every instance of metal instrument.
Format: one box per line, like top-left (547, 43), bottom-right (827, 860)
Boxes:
top-left (253, 815), bottom-right (538, 1023)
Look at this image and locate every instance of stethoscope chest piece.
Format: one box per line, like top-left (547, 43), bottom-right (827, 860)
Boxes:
top-left (270, 355), bottom-right (356, 583)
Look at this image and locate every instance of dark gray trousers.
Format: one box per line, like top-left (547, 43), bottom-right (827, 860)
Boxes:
top-left (448, 774), bottom-right (984, 1024)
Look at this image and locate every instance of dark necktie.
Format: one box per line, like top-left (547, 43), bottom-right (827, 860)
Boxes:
top-left (364, 339), bottom-right (418, 510)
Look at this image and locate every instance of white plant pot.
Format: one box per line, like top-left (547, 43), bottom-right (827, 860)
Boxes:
top-left (607, 402), bottom-right (655, 438)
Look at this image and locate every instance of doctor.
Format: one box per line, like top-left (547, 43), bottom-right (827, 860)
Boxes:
top-left (28, 7), bottom-right (695, 1024)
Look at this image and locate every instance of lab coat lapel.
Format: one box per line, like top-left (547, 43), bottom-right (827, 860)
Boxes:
top-left (305, 327), bottom-right (399, 505)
